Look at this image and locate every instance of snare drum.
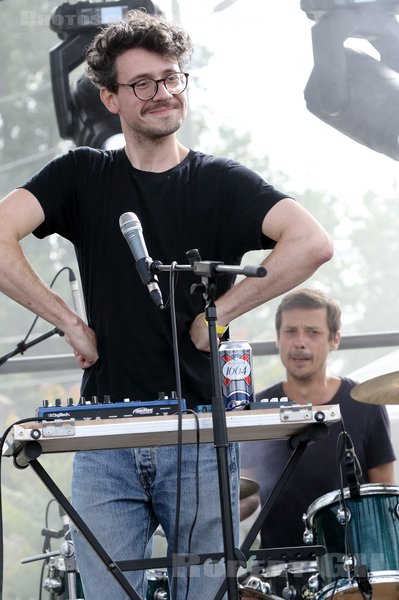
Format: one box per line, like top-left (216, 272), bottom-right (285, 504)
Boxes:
top-left (303, 484), bottom-right (399, 597)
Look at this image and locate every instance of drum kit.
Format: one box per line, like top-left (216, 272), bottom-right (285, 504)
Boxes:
top-left (239, 371), bottom-right (399, 600)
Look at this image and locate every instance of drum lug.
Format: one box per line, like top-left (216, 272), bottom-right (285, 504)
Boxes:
top-left (305, 572), bottom-right (320, 596)
top-left (343, 553), bottom-right (356, 574)
top-left (243, 576), bottom-right (271, 595)
top-left (303, 527), bottom-right (314, 545)
top-left (302, 513), bottom-right (314, 544)
top-left (336, 505), bottom-right (351, 525)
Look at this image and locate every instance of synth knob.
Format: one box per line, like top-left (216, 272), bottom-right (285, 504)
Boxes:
top-left (67, 398), bottom-right (74, 406)
top-left (78, 396), bottom-right (85, 405)
top-left (43, 399), bottom-right (49, 407)
top-left (103, 395), bottom-right (111, 404)
top-left (91, 395), bottom-right (98, 404)
top-left (55, 398), bottom-right (62, 407)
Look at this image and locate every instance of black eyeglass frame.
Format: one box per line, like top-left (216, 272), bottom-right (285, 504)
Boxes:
top-left (113, 72), bottom-right (189, 101)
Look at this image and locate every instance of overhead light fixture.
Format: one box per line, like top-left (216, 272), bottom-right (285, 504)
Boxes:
top-left (49, 1), bottom-right (159, 148)
top-left (301, 0), bottom-right (399, 160)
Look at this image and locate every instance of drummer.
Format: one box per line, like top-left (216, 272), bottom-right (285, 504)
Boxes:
top-left (240, 288), bottom-right (396, 547)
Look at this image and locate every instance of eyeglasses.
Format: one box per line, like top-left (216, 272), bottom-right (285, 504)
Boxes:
top-left (114, 72), bottom-right (189, 101)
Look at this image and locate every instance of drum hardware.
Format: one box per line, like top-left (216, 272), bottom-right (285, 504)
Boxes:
top-left (303, 484), bottom-right (399, 598)
top-left (336, 506), bottom-right (351, 526)
top-left (281, 582), bottom-right (297, 599)
top-left (303, 573), bottom-right (320, 599)
top-left (243, 561), bottom-right (321, 600)
top-left (21, 502), bottom-right (84, 599)
top-left (242, 575), bottom-right (272, 595)
top-left (340, 432), bottom-right (362, 500)
top-left (22, 541), bottom-right (84, 599)
top-left (342, 554), bottom-right (356, 575)
top-left (146, 569), bottom-right (169, 600)
top-left (350, 371), bottom-right (399, 405)
top-left (282, 562), bottom-right (320, 600)
top-left (356, 564), bottom-right (373, 600)
top-left (43, 556), bottom-right (65, 595)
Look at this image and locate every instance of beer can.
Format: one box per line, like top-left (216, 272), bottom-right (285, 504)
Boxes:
top-left (219, 341), bottom-right (254, 410)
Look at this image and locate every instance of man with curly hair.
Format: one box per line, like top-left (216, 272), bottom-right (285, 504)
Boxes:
top-left (0, 10), bottom-right (333, 599)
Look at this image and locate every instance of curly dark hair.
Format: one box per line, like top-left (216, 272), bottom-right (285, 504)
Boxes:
top-left (85, 9), bottom-right (193, 91)
top-left (275, 288), bottom-right (341, 341)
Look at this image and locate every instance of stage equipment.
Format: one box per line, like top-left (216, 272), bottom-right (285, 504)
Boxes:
top-left (5, 403), bottom-right (340, 456)
top-left (350, 370), bottom-right (399, 404)
top-left (303, 483), bottom-right (399, 598)
top-left (49, 1), bottom-right (158, 148)
top-left (301, 0), bottom-right (399, 160)
top-left (4, 404), bottom-right (339, 600)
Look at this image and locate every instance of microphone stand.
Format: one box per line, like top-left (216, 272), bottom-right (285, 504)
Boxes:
top-left (0, 327), bottom-right (64, 367)
top-left (154, 256), bottom-right (266, 600)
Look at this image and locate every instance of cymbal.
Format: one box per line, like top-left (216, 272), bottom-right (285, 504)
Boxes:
top-left (351, 371), bottom-right (399, 405)
top-left (239, 477), bottom-right (259, 500)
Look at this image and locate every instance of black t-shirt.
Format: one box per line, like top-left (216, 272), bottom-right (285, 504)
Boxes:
top-left (22, 147), bottom-right (287, 407)
top-left (240, 377), bottom-right (396, 548)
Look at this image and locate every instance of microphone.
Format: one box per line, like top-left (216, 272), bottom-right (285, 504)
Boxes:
top-left (58, 504), bottom-right (71, 537)
top-left (68, 268), bottom-right (86, 321)
top-left (119, 212), bottom-right (164, 309)
top-left (343, 433), bottom-right (362, 498)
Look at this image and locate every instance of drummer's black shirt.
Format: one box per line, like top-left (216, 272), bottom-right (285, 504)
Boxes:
top-left (240, 377), bottom-right (396, 548)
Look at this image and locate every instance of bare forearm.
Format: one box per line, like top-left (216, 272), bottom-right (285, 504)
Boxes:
top-left (0, 240), bottom-right (76, 328)
top-left (216, 231), bottom-right (333, 326)
top-left (0, 240), bottom-right (98, 368)
top-left (368, 462), bottom-right (395, 484)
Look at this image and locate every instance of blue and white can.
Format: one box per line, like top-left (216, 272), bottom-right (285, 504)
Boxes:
top-left (219, 341), bottom-right (254, 410)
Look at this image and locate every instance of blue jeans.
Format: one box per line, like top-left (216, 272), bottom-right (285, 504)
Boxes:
top-left (71, 443), bottom-right (240, 600)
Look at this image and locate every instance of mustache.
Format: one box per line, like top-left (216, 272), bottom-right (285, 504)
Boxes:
top-left (143, 101), bottom-right (180, 114)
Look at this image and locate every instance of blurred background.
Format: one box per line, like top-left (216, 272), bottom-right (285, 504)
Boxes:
top-left (1, 0), bottom-right (399, 597)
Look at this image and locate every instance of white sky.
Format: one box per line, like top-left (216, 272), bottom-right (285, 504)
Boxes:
top-left (156, 0), bottom-right (399, 204)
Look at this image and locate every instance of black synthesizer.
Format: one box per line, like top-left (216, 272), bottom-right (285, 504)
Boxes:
top-left (37, 395), bottom-right (186, 421)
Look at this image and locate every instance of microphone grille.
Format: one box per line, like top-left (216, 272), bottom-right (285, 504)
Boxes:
top-left (119, 212), bottom-right (140, 236)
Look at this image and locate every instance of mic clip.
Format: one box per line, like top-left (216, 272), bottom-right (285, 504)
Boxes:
top-left (136, 257), bottom-right (157, 285)
top-left (135, 258), bottom-right (164, 309)
top-left (355, 564), bottom-right (373, 599)
top-left (344, 447), bottom-right (361, 499)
